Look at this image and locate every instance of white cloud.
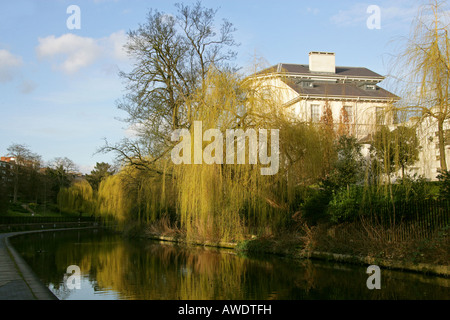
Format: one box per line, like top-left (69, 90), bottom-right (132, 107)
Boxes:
top-left (0, 49), bottom-right (23, 83)
top-left (330, 3), bottom-right (371, 27)
top-left (36, 34), bottom-right (102, 74)
top-left (306, 7), bottom-right (320, 15)
top-left (36, 31), bottom-right (129, 74)
top-left (102, 30), bottom-right (129, 62)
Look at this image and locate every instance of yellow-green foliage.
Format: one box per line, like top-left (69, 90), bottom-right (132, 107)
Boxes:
top-left (59, 68), bottom-right (336, 241)
top-left (122, 165), bottom-right (176, 224)
top-left (96, 165), bottom-right (176, 224)
top-left (57, 179), bottom-right (95, 215)
top-left (96, 173), bottom-right (131, 222)
top-left (171, 68), bottom-right (331, 242)
top-left (172, 69), bottom-right (271, 241)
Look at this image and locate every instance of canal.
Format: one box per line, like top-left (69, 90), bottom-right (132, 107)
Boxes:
top-left (9, 228), bottom-right (449, 300)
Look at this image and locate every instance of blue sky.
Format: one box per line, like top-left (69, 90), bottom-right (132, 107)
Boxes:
top-left (0, 0), bottom-right (435, 173)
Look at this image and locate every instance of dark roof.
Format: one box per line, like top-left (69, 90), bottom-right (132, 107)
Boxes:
top-left (284, 79), bottom-right (398, 100)
top-left (258, 63), bottom-right (384, 79)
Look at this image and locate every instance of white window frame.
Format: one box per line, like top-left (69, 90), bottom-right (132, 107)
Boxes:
top-left (376, 107), bottom-right (384, 125)
top-left (311, 104), bottom-right (320, 123)
top-left (344, 106), bottom-right (353, 124)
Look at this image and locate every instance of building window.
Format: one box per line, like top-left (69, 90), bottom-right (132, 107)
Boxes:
top-left (434, 129), bottom-right (450, 145)
top-left (311, 104), bottom-right (320, 122)
top-left (344, 106), bottom-right (353, 123)
top-left (376, 107), bottom-right (384, 125)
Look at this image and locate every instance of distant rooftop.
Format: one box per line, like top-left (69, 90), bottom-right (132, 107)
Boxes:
top-left (257, 63), bottom-right (385, 79)
top-left (252, 52), bottom-right (396, 100)
top-left (284, 79), bottom-right (398, 100)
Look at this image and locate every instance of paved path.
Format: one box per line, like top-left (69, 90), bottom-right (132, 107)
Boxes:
top-left (0, 228), bottom-right (95, 300)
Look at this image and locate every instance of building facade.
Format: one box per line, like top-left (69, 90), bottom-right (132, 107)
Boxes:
top-left (406, 117), bottom-right (450, 180)
top-left (0, 159), bottom-right (13, 185)
top-left (252, 51), bottom-right (398, 141)
top-left (250, 51), bottom-right (450, 181)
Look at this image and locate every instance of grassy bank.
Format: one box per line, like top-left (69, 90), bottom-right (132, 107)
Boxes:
top-left (4, 201), bottom-right (91, 218)
top-left (235, 220), bottom-right (449, 276)
top-left (134, 217), bottom-right (449, 277)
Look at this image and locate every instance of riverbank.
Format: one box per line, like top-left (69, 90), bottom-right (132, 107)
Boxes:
top-left (0, 232), bottom-right (50, 300)
top-left (0, 227), bottom-right (100, 300)
top-left (1, 225), bottom-right (448, 301)
top-left (143, 232), bottom-right (450, 278)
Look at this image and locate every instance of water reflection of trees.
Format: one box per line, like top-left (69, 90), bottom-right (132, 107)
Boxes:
top-left (11, 230), bottom-right (450, 300)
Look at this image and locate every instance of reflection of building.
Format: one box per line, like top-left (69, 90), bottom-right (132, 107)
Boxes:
top-left (252, 51), bottom-right (399, 141)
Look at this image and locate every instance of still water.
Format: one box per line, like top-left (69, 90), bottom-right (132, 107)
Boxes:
top-left (9, 229), bottom-right (449, 300)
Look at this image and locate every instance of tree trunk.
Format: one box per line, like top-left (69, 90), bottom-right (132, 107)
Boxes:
top-left (437, 117), bottom-right (448, 172)
top-left (12, 166), bottom-right (19, 203)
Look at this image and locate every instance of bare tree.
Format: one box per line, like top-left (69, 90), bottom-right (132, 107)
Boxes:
top-left (102, 1), bottom-right (238, 172)
top-left (6, 143), bottom-right (41, 203)
top-left (48, 157), bottom-right (79, 189)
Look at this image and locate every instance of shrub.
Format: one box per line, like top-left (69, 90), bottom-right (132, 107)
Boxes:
top-left (9, 202), bottom-right (29, 214)
top-left (437, 169), bottom-right (450, 200)
top-left (301, 187), bottom-right (331, 225)
top-left (328, 185), bottom-right (364, 223)
top-left (392, 174), bottom-right (434, 202)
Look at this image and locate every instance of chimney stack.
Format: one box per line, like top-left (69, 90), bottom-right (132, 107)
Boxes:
top-left (309, 52), bottom-right (335, 73)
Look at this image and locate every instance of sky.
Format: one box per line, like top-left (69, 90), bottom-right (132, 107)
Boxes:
top-left (0, 0), bottom-right (439, 174)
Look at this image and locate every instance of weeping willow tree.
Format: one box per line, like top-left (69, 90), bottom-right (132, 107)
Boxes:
top-left (96, 165), bottom-right (176, 225)
top-left (57, 179), bottom-right (95, 215)
top-left (169, 66), bottom-right (334, 241)
top-left (97, 66), bottom-right (338, 240)
top-left (121, 164), bottom-right (176, 224)
top-left (171, 67), bottom-right (278, 241)
top-left (96, 173), bottom-right (132, 223)
top-left (57, 70), bottom-right (331, 240)
top-left (368, 124), bottom-right (420, 202)
top-left (96, 2), bottom-right (338, 240)
top-left (390, 0), bottom-right (450, 172)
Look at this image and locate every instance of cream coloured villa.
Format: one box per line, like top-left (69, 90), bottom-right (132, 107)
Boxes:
top-left (251, 51), bottom-right (399, 141)
top-left (250, 51), bottom-right (449, 180)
